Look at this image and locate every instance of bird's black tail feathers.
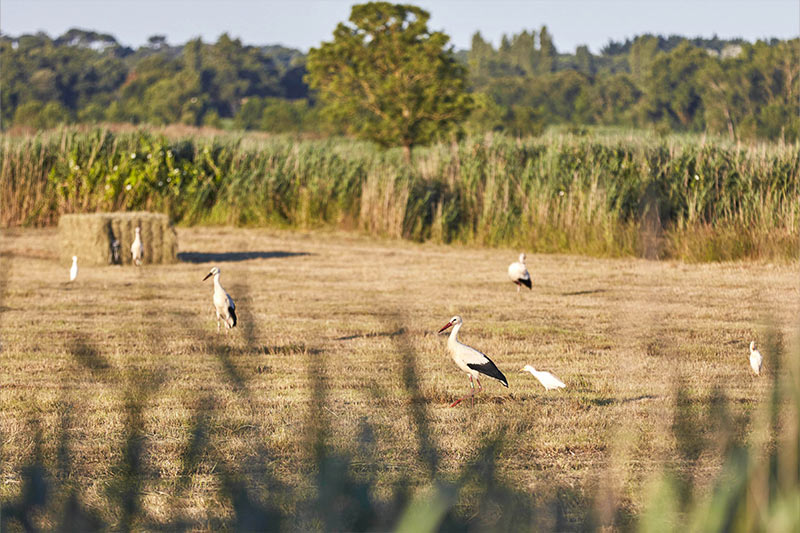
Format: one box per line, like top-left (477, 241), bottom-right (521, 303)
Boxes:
top-left (468, 360), bottom-right (509, 387)
top-left (519, 278), bottom-right (532, 289)
top-left (228, 307), bottom-right (237, 328)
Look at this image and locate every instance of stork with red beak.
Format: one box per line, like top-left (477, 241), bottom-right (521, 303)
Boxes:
top-left (438, 315), bottom-right (508, 407)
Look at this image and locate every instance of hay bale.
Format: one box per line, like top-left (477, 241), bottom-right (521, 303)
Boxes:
top-left (59, 212), bottom-right (178, 266)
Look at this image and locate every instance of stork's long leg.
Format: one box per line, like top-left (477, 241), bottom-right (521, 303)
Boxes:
top-left (477, 378), bottom-right (483, 393)
top-left (470, 375), bottom-right (475, 407)
top-left (450, 376), bottom-right (476, 408)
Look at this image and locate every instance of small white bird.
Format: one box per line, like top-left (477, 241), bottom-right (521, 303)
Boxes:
top-left (508, 253), bottom-right (532, 292)
top-left (749, 341), bottom-right (763, 376)
top-left (131, 226), bottom-right (143, 266)
top-left (69, 256), bottom-right (78, 282)
top-left (438, 315), bottom-right (508, 407)
top-left (203, 266), bottom-right (237, 332)
top-left (520, 364), bottom-right (566, 390)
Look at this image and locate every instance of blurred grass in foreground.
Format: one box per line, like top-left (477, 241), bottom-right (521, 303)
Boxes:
top-left (1, 313), bottom-right (797, 531)
top-left (1, 126), bottom-right (797, 261)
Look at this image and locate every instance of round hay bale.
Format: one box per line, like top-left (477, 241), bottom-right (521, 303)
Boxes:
top-left (59, 212), bottom-right (178, 266)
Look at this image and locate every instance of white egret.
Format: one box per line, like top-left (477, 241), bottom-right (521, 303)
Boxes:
top-left (69, 256), bottom-right (78, 282)
top-left (131, 226), bottom-right (143, 266)
top-left (749, 341), bottom-right (763, 376)
top-left (520, 365), bottom-right (565, 390)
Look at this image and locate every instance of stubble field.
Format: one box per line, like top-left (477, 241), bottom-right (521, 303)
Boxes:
top-left (1, 226), bottom-right (798, 530)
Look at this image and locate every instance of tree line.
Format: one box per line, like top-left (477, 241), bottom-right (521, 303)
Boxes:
top-left (1, 9), bottom-right (797, 142)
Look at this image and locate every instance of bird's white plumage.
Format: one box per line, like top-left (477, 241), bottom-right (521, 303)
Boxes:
top-left (441, 316), bottom-right (507, 384)
top-left (448, 328), bottom-right (492, 377)
top-left (205, 266), bottom-right (236, 331)
top-left (131, 227), bottom-right (143, 266)
top-left (749, 341), bottom-right (763, 376)
top-left (521, 364), bottom-right (566, 390)
top-left (69, 256), bottom-right (78, 282)
top-left (508, 253), bottom-right (531, 291)
top-left (439, 315), bottom-right (508, 407)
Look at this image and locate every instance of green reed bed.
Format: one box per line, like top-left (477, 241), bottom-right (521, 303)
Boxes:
top-left (1, 127), bottom-right (797, 261)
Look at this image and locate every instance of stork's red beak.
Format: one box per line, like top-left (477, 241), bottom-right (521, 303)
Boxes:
top-left (202, 272), bottom-right (212, 281)
top-left (438, 321), bottom-right (453, 333)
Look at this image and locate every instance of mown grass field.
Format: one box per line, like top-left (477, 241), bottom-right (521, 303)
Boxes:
top-left (0, 226), bottom-right (798, 530)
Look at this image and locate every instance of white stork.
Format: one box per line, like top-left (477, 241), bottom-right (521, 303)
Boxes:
top-left (131, 226), bottom-right (143, 266)
top-left (438, 315), bottom-right (508, 407)
top-left (203, 266), bottom-right (237, 332)
top-left (508, 253), bottom-right (531, 292)
top-left (749, 341), bottom-right (763, 376)
top-left (520, 365), bottom-right (566, 390)
top-left (69, 256), bottom-right (78, 282)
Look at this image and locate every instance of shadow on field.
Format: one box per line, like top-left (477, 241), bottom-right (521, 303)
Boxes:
top-left (588, 394), bottom-right (660, 406)
top-left (178, 250), bottom-right (311, 263)
top-left (560, 288), bottom-right (607, 296)
top-left (2, 278), bottom-right (797, 531)
top-left (334, 327), bottom-right (406, 341)
top-left (69, 336), bottom-right (111, 373)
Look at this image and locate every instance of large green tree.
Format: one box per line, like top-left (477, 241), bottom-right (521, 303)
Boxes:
top-left (305, 2), bottom-right (472, 158)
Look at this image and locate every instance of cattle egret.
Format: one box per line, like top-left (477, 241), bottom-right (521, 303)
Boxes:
top-left (749, 341), bottom-right (763, 376)
top-left (131, 227), bottom-right (143, 266)
top-left (69, 256), bottom-right (78, 282)
top-left (520, 365), bottom-right (566, 390)
top-left (203, 266), bottom-right (237, 332)
top-left (508, 253), bottom-right (532, 292)
top-left (438, 315), bottom-right (508, 407)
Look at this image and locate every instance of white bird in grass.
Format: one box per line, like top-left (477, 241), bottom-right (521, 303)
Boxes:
top-left (203, 266), bottom-right (237, 332)
top-left (438, 315), bottom-right (508, 407)
top-left (69, 256), bottom-right (78, 282)
top-left (508, 253), bottom-right (532, 292)
top-left (520, 364), bottom-right (566, 390)
top-left (749, 341), bottom-right (763, 376)
top-left (131, 226), bottom-right (143, 266)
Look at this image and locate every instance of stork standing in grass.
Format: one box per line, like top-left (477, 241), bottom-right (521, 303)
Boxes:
top-left (69, 256), bottom-right (78, 282)
top-left (131, 226), bottom-right (143, 266)
top-left (520, 365), bottom-right (566, 390)
top-left (749, 341), bottom-right (763, 376)
top-left (508, 253), bottom-right (531, 292)
top-left (438, 315), bottom-right (508, 407)
top-left (203, 266), bottom-right (237, 332)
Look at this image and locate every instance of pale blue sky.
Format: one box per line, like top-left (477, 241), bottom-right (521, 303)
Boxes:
top-left (1, 0), bottom-right (797, 53)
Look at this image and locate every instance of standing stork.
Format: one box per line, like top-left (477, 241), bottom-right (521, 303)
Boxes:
top-left (438, 315), bottom-right (508, 407)
top-left (749, 341), bottom-right (763, 376)
top-left (520, 365), bottom-right (566, 390)
top-left (69, 256), bottom-right (78, 282)
top-left (508, 253), bottom-right (532, 292)
top-left (131, 226), bottom-right (143, 266)
top-left (203, 266), bottom-right (237, 332)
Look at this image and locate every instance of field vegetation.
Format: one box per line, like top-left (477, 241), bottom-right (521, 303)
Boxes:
top-left (0, 227), bottom-right (798, 530)
top-left (2, 3), bottom-right (798, 530)
top-left (1, 127), bottom-right (798, 262)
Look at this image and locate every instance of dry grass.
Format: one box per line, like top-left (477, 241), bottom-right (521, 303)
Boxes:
top-left (0, 227), bottom-right (798, 529)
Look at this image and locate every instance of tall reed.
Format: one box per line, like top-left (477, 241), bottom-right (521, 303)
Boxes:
top-left (1, 127), bottom-right (797, 261)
